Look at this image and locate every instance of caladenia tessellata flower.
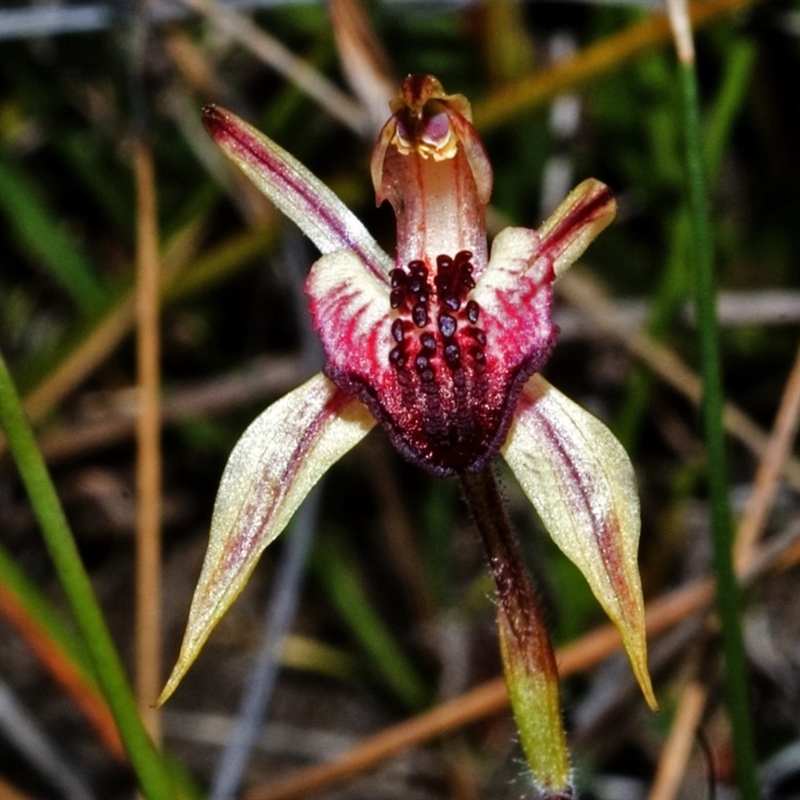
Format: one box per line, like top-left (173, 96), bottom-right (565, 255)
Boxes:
top-left (160, 75), bottom-right (656, 796)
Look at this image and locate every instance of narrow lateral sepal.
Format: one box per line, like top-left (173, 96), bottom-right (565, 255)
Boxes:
top-left (502, 375), bottom-right (657, 710)
top-left (159, 374), bottom-right (375, 703)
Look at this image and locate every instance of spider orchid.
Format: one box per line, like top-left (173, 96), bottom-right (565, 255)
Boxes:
top-left (160, 75), bottom-right (655, 795)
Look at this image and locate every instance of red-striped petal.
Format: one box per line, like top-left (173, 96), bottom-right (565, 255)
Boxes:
top-left (537, 178), bottom-right (617, 278)
top-left (203, 104), bottom-right (392, 282)
top-left (473, 226), bottom-right (557, 381)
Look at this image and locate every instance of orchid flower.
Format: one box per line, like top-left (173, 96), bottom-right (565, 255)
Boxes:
top-left (160, 75), bottom-right (655, 796)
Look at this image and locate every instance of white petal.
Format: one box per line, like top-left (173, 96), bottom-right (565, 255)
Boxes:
top-left (160, 374), bottom-right (375, 702)
top-left (501, 374), bottom-right (656, 709)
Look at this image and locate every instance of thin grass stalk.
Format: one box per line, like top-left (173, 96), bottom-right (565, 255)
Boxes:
top-left (131, 0), bottom-right (164, 747)
top-left (0, 351), bottom-right (175, 799)
top-left (648, 679), bottom-right (708, 800)
top-left (734, 341), bottom-right (800, 569)
top-left (181, 0), bottom-right (367, 133)
top-left (134, 137), bottom-right (163, 741)
top-left (616, 38), bottom-right (755, 449)
top-left (667, 2), bottom-right (760, 796)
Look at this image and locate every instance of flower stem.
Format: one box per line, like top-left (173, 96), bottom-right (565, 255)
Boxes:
top-left (668, 4), bottom-right (760, 794)
top-left (0, 350), bottom-right (175, 799)
top-left (461, 467), bottom-right (571, 799)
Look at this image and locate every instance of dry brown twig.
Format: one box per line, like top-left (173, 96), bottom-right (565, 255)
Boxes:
top-left (557, 269), bottom-right (800, 491)
top-left (36, 356), bottom-right (303, 464)
top-left (179, 0), bottom-right (368, 134)
top-left (735, 341), bottom-right (800, 569)
top-left (647, 678), bottom-right (708, 800)
top-left (133, 134), bottom-right (163, 741)
top-left (329, 0), bottom-right (395, 138)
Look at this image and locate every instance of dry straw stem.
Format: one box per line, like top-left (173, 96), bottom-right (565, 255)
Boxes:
top-left (163, 26), bottom-right (229, 101)
top-left (179, 0), bottom-right (368, 135)
top-left (647, 679), bottom-right (708, 800)
top-left (133, 138), bottom-right (163, 740)
top-left (36, 356), bottom-right (303, 464)
top-left (472, 0), bottom-right (762, 131)
top-left (329, 0), bottom-right (396, 137)
top-left (734, 341), bottom-right (800, 570)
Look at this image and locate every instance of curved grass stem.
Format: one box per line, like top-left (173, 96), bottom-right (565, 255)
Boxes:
top-left (0, 351), bottom-right (175, 800)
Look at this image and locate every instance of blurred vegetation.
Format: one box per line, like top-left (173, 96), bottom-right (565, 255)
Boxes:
top-left (1, 1), bottom-right (799, 799)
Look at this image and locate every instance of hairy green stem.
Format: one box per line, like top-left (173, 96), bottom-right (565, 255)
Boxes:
top-left (461, 469), bottom-right (539, 624)
top-left (0, 350), bottom-right (175, 800)
top-left (461, 467), bottom-right (571, 799)
top-left (677, 59), bottom-right (760, 799)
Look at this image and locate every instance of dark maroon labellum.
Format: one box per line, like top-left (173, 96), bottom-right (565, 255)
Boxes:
top-left (324, 250), bottom-right (555, 476)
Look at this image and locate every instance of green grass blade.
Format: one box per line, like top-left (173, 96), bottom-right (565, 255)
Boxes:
top-left (312, 539), bottom-right (429, 711)
top-left (615, 37), bottom-right (756, 449)
top-left (0, 348), bottom-right (176, 800)
top-left (0, 153), bottom-right (107, 315)
top-left (677, 54), bottom-right (761, 800)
